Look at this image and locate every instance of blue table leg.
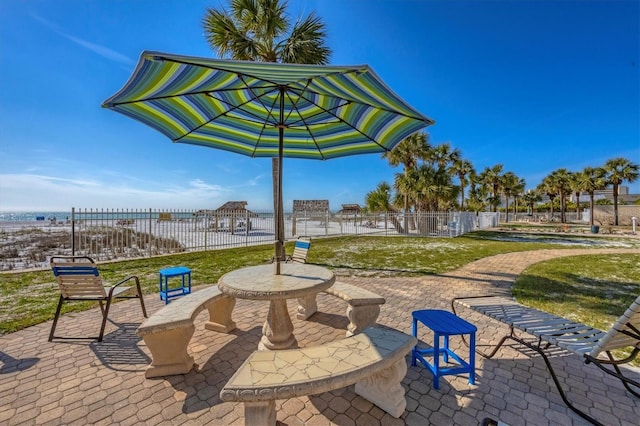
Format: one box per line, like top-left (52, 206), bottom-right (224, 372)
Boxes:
top-left (433, 332), bottom-right (440, 389)
top-left (469, 332), bottom-right (476, 385)
top-left (411, 317), bottom-right (418, 367)
top-left (443, 334), bottom-right (450, 363)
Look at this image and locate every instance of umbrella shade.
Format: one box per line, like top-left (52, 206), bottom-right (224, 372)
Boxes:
top-left (102, 51), bottom-right (434, 160)
top-left (103, 51), bottom-right (434, 272)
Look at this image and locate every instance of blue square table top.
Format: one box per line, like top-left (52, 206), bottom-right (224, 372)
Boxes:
top-left (159, 266), bottom-right (191, 277)
top-left (413, 309), bottom-right (477, 335)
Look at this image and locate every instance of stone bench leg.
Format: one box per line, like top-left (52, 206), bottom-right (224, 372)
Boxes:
top-left (354, 357), bottom-right (408, 418)
top-left (141, 324), bottom-right (195, 378)
top-left (205, 295), bottom-right (237, 332)
top-left (244, 400), bottom-right (276, 426)
top-left (346, 304), bottom-right (381, 337)
top-left (296, 294), bottom-right (317, 320)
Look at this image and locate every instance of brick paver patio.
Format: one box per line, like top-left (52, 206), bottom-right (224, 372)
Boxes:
top-left (1, 248), bottom-right (639, 425)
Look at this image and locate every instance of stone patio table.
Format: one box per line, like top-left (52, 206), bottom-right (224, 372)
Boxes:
top-left (218, 263), bottom-right (335, 350)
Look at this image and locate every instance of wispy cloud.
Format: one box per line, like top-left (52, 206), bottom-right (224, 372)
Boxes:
top-left (0, 174), bottom-right (236, 211)
top-left (31, 14), bottom-right (134, 66)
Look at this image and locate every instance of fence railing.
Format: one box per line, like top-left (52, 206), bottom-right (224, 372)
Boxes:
top-left (66, 208), bottom-right (498, 262)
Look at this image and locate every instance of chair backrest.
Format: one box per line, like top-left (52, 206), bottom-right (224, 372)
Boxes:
top-left (589, 295), bottom-right (640, 357)
top-left (50, 256), bottom-right (107, 299)
top-left (290, 237), bottom-right (311, 263)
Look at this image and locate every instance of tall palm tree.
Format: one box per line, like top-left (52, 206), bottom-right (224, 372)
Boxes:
top-left (603, 157), bottom-right (640, 225)
top-left (382, 132), bottom-right (430, 232)
top-left (577, 166), bottom-right (606, 226)
top-left (478, 164), bottom-right (504, 212)
top-left (451, 158), bottom-right (474, 210)
top-left (522, 190), bottom-right (542, 216)
top-left (538, 177), bottom-right (557, 220)
top-left (500, 172), bottom-right (523, 222)
top-left (203, 0), bottom-right (331, 259)
top-left (547, 168), bottom-right (573, 223)
top-left (365, 182), bottom-right (403, 232)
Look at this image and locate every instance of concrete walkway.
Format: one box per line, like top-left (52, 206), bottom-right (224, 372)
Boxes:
top-left (1, 248), bottom-right (639, 425)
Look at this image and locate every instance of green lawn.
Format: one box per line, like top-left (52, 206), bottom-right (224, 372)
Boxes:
top-left (2, 232), bottom-right (639, 348)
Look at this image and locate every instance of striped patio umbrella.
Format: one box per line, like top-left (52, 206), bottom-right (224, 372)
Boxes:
top-left (103, 51), bottom-right (434, 272)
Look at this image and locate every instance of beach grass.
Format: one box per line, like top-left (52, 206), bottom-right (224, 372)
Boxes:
top-left (1, 233), bottom-right (639, 344)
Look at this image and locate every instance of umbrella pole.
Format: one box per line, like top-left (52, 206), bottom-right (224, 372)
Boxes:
top-left (274, 87), bottom-right (286, 275)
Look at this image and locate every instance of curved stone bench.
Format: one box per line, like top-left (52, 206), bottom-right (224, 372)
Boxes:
top-left (220, 326), bottom-right (416, 425)
top-left (297, 281), bottom-right (386, 336)
top-left (136, 285), bottom-right (236, 378)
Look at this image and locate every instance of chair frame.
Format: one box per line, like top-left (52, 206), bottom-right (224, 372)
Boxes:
top-left (49, 255), bottom-right (147, 342)
top-left (452, 295), bottom-right (640, 426)
top-left (285, 236), bottom-right (311, 264)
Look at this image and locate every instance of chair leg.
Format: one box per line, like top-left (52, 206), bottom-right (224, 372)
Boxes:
top-left (136, 281), bottom-right (147, 318)
top-left (48, 295), bottom-right (64, 342)
top-left (98, 298), bottom-right (114, 342)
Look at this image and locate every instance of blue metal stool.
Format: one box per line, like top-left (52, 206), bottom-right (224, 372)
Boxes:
top-left (412, 309), bottom-right (477, 389)
top-left (158, 266), bottom-right (191, 304)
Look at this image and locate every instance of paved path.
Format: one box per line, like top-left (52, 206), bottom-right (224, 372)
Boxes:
top-left (1, 248), bottom-right (639, 425)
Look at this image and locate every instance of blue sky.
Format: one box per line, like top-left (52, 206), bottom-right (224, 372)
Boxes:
top-left (1, 0), bottom-right (638, 212)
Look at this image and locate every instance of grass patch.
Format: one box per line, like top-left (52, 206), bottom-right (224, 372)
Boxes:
top-left (1, 232), bottom-right (638, 337)
top-left (514, 253), bottom-right (640, 365)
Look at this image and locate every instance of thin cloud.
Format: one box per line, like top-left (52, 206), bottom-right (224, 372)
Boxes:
top-left (31, 14), bottom-right (134, 66)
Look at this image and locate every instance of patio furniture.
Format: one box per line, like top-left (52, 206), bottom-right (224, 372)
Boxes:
top-left (297, 282), bottom-right (385, 337)
top-left (49, 255), bottom-right (147, 342)
top-left (136, 286), bottom-right (236, 378)
top-left (411, 309), bottom-right (476, 389)
top-left (286, 236), bottom-right (311, 263)
top-left (219, 325), bottom-right (417, 425)
top-left (158, 266), bottom-right (192, 304)
top-left (452, 295), bottom-right (640, 426)
top-left (218, 263), bottom-right (335, 350)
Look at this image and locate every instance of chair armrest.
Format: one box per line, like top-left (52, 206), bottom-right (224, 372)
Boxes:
top-left (108, 275), bottom-right (141, 297)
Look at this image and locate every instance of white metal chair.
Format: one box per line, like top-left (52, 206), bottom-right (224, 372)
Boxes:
top-left (49, 256), bottom-right (147, 342)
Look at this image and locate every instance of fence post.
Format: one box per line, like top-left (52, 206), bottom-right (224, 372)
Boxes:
top-left (325, 211), bottom-right (329, 236)
top-left (71, 207), bottom-right (75, 256)
top-left (148, 208), bottom-right (152, 258)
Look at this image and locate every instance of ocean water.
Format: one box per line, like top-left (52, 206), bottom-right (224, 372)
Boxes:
top-left (0, 211), bottom-right (72, 222)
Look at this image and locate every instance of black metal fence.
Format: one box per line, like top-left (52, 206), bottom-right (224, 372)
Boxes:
top-left (68, 208), bottom-right (498, 262)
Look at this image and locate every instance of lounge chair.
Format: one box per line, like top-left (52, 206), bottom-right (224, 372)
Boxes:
top-left (286, 236), bottom-right (311, 263)
top-left (49, 255), bottom-right (147, 342)
top-left (452, 295), bottom-right (640, 426)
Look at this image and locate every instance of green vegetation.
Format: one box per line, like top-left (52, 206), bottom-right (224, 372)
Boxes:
top-left (515, 253), bottom-right (640, 364)
top-left (2, 232), bottom-right (639, 368)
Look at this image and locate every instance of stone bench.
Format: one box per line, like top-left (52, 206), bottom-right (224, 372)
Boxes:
top-left (297, 281), bottom-right (386, 336)
top-left (219, 326), bottom-right (417, 425)
top-left (136, 286), bottom-right (236, 378)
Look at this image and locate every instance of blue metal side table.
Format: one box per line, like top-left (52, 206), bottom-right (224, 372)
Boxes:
top-left (412, 309), bottom-right (477, 389)
top-left (158, 266), bottom-right (192, 304)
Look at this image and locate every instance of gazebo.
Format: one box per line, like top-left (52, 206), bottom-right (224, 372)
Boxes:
top-left (291, 200), bottom-right (330, 235)
top-left (196, 201), bottom-right (257, 233)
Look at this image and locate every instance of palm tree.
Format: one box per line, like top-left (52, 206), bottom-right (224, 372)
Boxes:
top-left (538, 177), bottom-right (557, 220)
top-left (451, 158), bottom-right (474, 210)
top-left (522, 190), bottom-right (542, 216)
top-left (203, 0), bottom-right (331, 259)
top-left (382, 131), bottom-right (430, 233)
top-left (577, 166), bottom-right (606, 226)
top-left (547, 168), bottom-right (573, 223)
top-left (365, 182), bottom-right (402, 232)
top-left (500, 172), bottom-right (523, 222)
top-left (603, 157), bottom-right (640, 225)
top-left (478, 164), bottom-right (504, 212)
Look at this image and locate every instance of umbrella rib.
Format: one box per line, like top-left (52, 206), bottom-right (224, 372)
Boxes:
top-left (174, 89), bottom-right (279, 142)
top-left (106, 85), bottom-right (276, 107)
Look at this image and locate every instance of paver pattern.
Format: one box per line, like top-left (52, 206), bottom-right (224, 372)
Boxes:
top-left (1, 248), bottom-right (639, 425)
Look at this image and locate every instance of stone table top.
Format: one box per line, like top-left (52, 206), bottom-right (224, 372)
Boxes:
top-left (218, 263), bottom-right (335, 300)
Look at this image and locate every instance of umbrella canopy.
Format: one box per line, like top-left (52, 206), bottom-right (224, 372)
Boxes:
top-left (102, 51), bottom-right (434, 271)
